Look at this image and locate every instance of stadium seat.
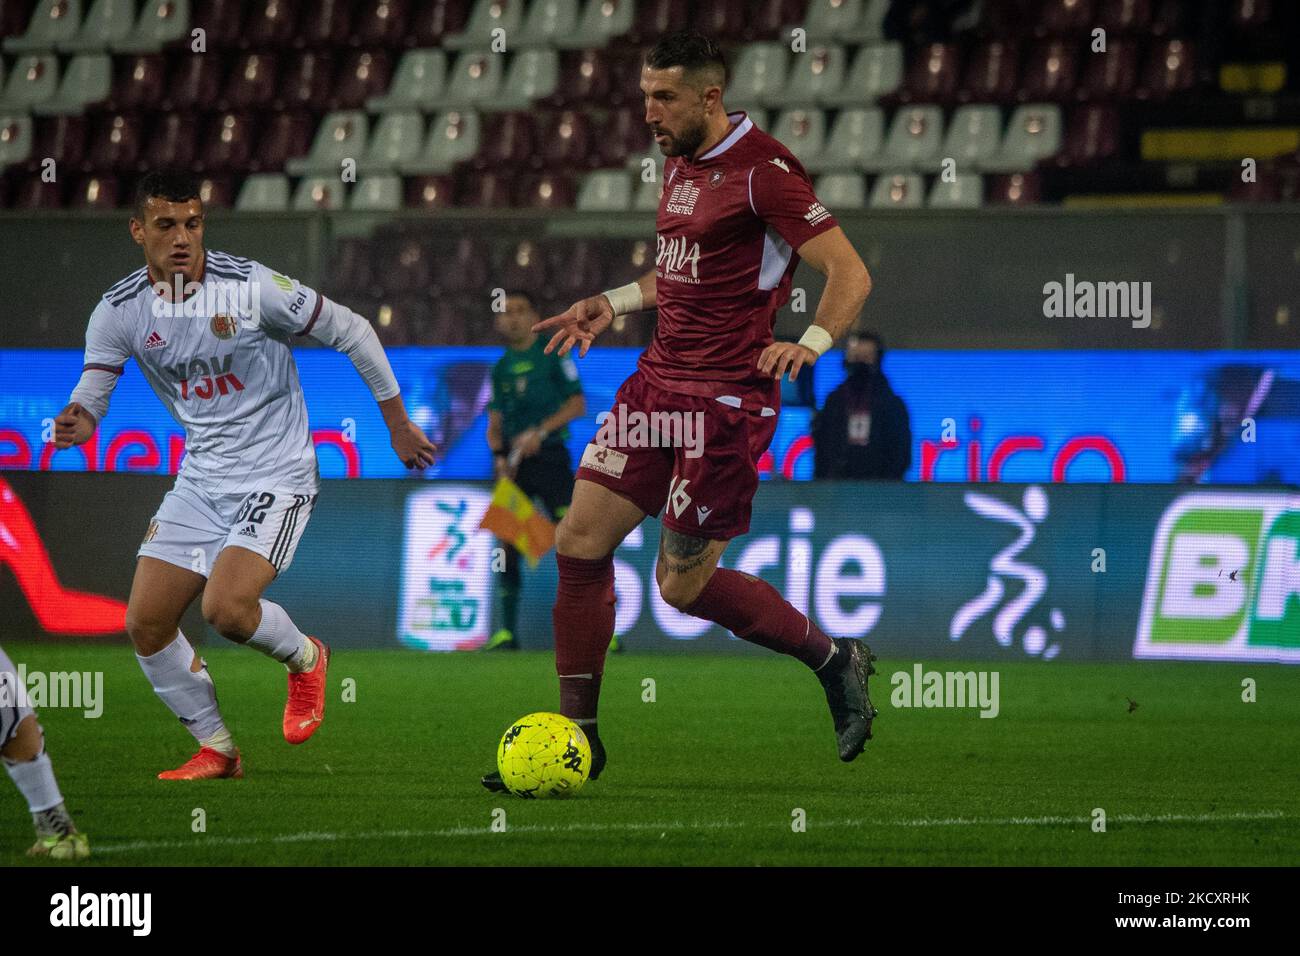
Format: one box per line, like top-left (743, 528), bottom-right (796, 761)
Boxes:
top-left (1136, 38), bottom-right (1195, 100)
top-left (868, 171), bottom-right (923, 208)
top-left (1079, 35), bottom-right (1137, 100)
top-left (557, 0), bottom-right (634, 49)
top-left (1036, 0), bottom-right (1096, 36)
top-left (493, 48), bottom-right (559, 110)
top-left (768, 44), bottom-right (846, 107)
top-left (350, 174), bottom-right (402, 210)
top-left (367, 49), bottom-right (447, 111)
top-left (473, 109), bottom-right (534, 170)
top-left (961, 40), bottom-right (1019, 104)
top-left (460, 169), bottom-right (512, 206)
top-left (626, 0), bottom-right (687, 46)
top-left (540, 48), bottom-right (611, 108)
top-left (0, 111), bottom-right (33, 168)
top-left (438, 49), bottom-right (504, 108)
top-left (540, 108), bottom-right (593, 168)
top-left (515, 0), bottom-right (578, 48)
top-left (984, 104), bottom-right (1062, 171)
top-left (145, 112), bottom-right (198, 169)
top-left (844, 0), bottom-right (889, 43)
top-left (741, 0), bottom-right (804, 43)
top-left (1148, 0), bottom-right (1194, 36)
top-left (86, 111), bottom-right (141, 169)
top-left (498, 238), bottom-right (550, 291)
top-left (986, 170), bottom-right (1042, 204)
top-left (0, 54), bottom-right (57, 110)
top-left (111, 54), bottom-right (166, 110)
top-left (113, 0), bottom-right (190, 53)
top-left (689, 0), bottom-right (746, 42)
top-left (823, 42), bottom-right (902, 106)
top-left (286, 111), bottom-right (369, 175)
top-left (256, 110), bottom-right (313, 169)
top-left (814, 172), bottom-right (865, 207)
top-left (804, 107), bottom-right (883, 173)
top-left (61, 0), bottom-right (135, 52)
top-left (361, 110), bottom-right (424, 170)
top-left (770, 108), bottom-right (827, 169)
top-left (803, 0), bottom-right (863, 41)
top-left (5, 0), bottom-right (82, 53)
top-left (576, 169), bottom-right (631, 210)
top-left (398, 108), bottom-right (479, 174)
top-left (189, 0), bottom-right (243, 47)
top-left (870, 105), bottom-right (943, 172)
top-left (602, 106), bottom-right (649, 167)
top-left (239, 172), bottom-right (292, 210)
top-left (243, 0), bottom-right (297, 48)
top-left (927, 172), bottom-right (983, 207)
top-left (404, 173), bottom-right (456, 207)
top-left (224, 53), bottom-right (279, 110)
top-left (443, 0), bottom-right (522, 50)
top-left (902, 42), bottom-right (961, 103)
top-left (29, 113), bottom-right (86, 169)
top-left (1019, 39), bottom-right (1079, 102)
top-left (278, 51), bottom-right (335, 112)
top-left (70, 172), bottom-right (117, 207)
top-left (1058, 102), bottom-right (1119, 166)
top-left (937, 104), bottom-right (1002, 171)
top-left (432, 235), bottom-right (489, 292)
top-left (1099, 0), bottom-right (1151, 33)
top-left (334, 50), bottom-right (393, 110)
top-left (727, 43), bottom-right (789, 110)
top-left (351, 0), bottom-right (408, 47)
top-left (196, 174), bottom-right (233, 207)
top-left (292, 175), bottom-right (346, 210)
top-left (297, 0), bottom-right (352, 47)
top-left (202, 111), bottom-right (255, 171)
top-left (32, 52), bottom-right (108, 115)
top-left (166, 50), bottom-right (221, 110)
top-left (16, 174), bottom-right (64, 207)
top-left (409, 0), bottom-right (471, 46)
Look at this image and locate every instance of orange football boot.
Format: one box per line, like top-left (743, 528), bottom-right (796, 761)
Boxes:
top-left (158, 746), bottom-right (243, 780)
top-left (283, 637), bottom-right (330, 744)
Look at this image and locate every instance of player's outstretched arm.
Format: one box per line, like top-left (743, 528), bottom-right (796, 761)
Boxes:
top-left (379, 394), bottom-right (437, 470)
top-left (532, 270), bottom-right (656, 357)
top-left (53, 402), bottom-right (96, 448)
top-left (757, 228), bottom-right (872, 382)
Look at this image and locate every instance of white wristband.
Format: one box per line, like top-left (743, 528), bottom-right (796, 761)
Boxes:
top-left (798, 325), bottom-right (835, 357)
top-left (601, 282), bottom-right (643, 316)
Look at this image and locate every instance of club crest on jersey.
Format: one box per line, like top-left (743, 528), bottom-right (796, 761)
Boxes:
top-left (210, 314), bottom-right (238, 340)
top-left (708, 169), bottom-right (725, 189)
top-left (769, 157), bottom-right (790, 173)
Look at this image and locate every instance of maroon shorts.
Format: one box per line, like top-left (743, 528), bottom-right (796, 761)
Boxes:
top-left (575, 370), bottom-right (779, 541)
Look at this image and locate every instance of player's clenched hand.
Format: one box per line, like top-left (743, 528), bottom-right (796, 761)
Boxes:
top-left (758, 342), bottom-right (818, 382)
top-left (390, 420), bottom-right (438, 470)
top-left (531, 294), bottom-right (614, 358)
top-left (53, 402), bottom-right (95, 448)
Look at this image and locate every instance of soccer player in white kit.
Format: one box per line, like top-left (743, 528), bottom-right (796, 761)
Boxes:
top-left (53, 171), bottom-right (437, 780)
top-left (2, 644), bottom-right (89, 858)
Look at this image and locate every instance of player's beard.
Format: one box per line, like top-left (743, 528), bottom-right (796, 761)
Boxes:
top-left (656, 114), bottom-right (708, 158)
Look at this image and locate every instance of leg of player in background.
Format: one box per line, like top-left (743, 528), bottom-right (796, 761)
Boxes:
top-left (126, 557), bottom-right (244, 780)
top-left (485, 535), bottom-right (522, 650)
top-left (202, 545), bottom-right (329, 745)
top-left (659, 528), bottom-right (877, 763)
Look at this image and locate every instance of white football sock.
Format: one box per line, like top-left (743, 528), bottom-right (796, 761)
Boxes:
top-left (247, 600), bottom-right (315, 672)
top-left (4, 748), bottom-right (63, 814)
top-left (136, 632), bottom-right (229, 747)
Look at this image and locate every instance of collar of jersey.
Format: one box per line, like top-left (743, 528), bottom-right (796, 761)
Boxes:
top-left (685, 111), bottom-right (753, 166)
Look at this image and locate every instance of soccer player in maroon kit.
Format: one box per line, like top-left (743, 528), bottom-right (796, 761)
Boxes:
top-left (484, 32), bottom-right (876, 791)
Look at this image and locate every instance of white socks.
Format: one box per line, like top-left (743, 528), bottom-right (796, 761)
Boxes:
top-left (4, 748), bottom-right (63, 813)
top-left (136, 632), bottom-right (229, 749)
top-left (247, 599), bottom-right (316, 672)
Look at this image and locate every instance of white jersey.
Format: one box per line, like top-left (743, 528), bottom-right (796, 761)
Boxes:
top-left (76, 251), bottom-right (326, 496)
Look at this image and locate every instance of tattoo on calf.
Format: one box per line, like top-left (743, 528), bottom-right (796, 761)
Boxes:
top-left (660, 529), bottom-right (713, 575)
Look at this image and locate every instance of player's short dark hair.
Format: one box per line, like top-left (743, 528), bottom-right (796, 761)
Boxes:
top-left (849, 328), bottom-right (885, 361)
top-left (133, 170), bottom-right (202, 219)
top-left (644, 30), bottom-right (727, 89)
top-left (504, 289), bottom-right (538, 311)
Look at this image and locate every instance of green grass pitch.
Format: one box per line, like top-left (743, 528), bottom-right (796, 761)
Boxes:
top-left (4, 643), bottom-right (1297, 866)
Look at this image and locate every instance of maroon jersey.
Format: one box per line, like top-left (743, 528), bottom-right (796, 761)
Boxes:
top-left (639, 111), bottom-right (840, 409)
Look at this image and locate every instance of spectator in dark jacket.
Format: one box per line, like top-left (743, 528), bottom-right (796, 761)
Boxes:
top-left (812, 330), bottom-right (912, 480)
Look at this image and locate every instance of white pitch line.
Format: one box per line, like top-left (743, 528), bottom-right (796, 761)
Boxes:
top-left (86, 809), bottom-right (1289, 857)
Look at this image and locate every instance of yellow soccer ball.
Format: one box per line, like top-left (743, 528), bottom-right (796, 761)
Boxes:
top-left (496, 712), bottom-right (591, 799)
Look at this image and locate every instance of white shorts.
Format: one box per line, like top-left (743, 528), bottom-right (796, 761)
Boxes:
top-left (138, 479), bottom-right (318, 578)
top-left (0, 644), bottom-right (35, 748)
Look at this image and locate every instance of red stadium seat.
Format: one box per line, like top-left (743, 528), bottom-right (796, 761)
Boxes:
top-left (296, 0), bottom-right (352, 47)
top-left (256, 111), bottom-right (313, 170)
top-left (1098, 0), bottom-right (1150, 33)
top-left (165, 51), bottom-right (222, 111)
top-left (197, 174), bottom-right (234, 207)
top-left (742, 0), bottom-right (803, 42)
top-left (244, 0), bottom-right (299, 48)
top-left (0, 1), bottom-right (36, 40)
top-left (459, 170), bottom-right (514, 207)
top-left (597, 107), bottom-right (647, 167)
top-left (191, 0), bottom-right (246, 47)
top-left (223, 53), bottom-right (279, 110)
top-left (16, 174), bottom-right (65, 208)
top-left (473, 111), bottom-right (535, 170)
top-left (352, 0), bottom-right (409, 47)
top-left (385, 235), bottom-right (434, 293)
top-left (541, 49), bottom-right (612, 109)
top-left (111, 55), bottom-right (166, 111)
top-left (88, 112), bottom-right (143, 171)
top-left (1232, 0), bottom-right (1274, 32)
top-left (973, 0), bottom-right (1033, 39)
top-left (1019, 39), bottom-right (1080, 102)
top-left (515, 172), bottom-right (574, 208)
top-left (1079, 35), bottom-right (1137, 100)
top-left (1136, 38), bottom-right (1195, 100)
top-left (404, 173), bottom-right (456, 208)
top-left (690, 0), bottom-right (746, 42)
top-left (29, 114), bottom-right (86, 170)
top-left (333, 50), bottom-right (392, 109)
top-left (626, 0), bottom-right (688, 46)
top-left (902, 43), bottom-right (961, 104)
top-left (540, 109), bottom-right (594, 169)
top-left (202, 111), bottom-right (255, 172)
top-left (1058, 103), bottom-right (1120, 166)
top-left (498, 238), bottom-right (550, 292)
top-left (146, 113), bottom-right (198, 170)
top-left (1149, 0), bottom-right (1194, 36)
top-left (1037, 0), bottom-right (1096, 36)
top-left (409, 0), bottom-right (470, 46)
top-left (278, 50), bottom-right (335, 111)
top-left (961, 40), bottom-right (1020, 104)
top-left (986, 171), bottom-right (1042, 204)
top-left (71, 174), bottom-right (120, 209)
top-left (432, 235), bottom-right (490, 292)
